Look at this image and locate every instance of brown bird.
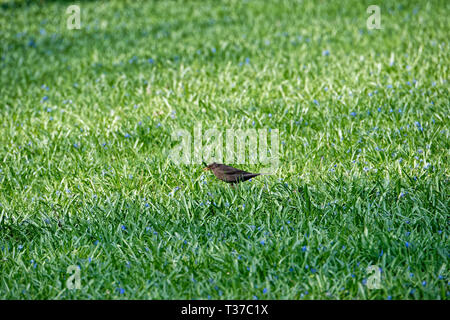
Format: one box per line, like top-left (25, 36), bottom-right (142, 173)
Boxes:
top-left (203, 162), bottom-right (268, 184)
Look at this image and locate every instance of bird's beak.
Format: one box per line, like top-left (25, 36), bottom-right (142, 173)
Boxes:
top-left (203, 167), bottom-right (210, 171)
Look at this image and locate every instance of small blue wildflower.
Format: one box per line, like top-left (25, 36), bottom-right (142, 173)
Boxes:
top-left (422, 281), bottom-right (426, 286)
top-left (263, 288), bottom-right (268, 294)
top-left (121, 225), bottom-right (126, 230)
top-left (302, 246), bottom-right (307, 252)
top-left (322, 50), bottom-right (330, 56)
top-left (350, 111), bottom-right (357, 117)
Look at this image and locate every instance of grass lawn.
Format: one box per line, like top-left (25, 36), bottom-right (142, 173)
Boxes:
top-left (0, 0), bottom-right (448, 299)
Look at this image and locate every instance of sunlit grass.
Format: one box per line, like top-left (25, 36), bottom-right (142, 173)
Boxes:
top-left (0, 0), bottom-right (448, 299)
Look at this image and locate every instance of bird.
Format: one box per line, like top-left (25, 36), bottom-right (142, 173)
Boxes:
top-left (203, 162), bottom-right (268, 184)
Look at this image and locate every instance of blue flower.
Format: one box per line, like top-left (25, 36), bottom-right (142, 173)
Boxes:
top-left (313, 99), bottom-right (319, 106)
top-left (263, 288), bottom-right (268, 294)
top-left (405, 241), bottom-right (410, 248)
top-left (260, 240), bottom-right (265, 245)
top-left (350, 111), bottom-right (357, 117)
top-left (422, 281), bottom-right (426, 286)
top-left (387, 295), bottom-right (392, 300)
top-left (322, 50), bottom-right (330, 56)
top-left (302, 246), bottom-right (307, 252)
top-left (121, 225), bottom-right (126, 230)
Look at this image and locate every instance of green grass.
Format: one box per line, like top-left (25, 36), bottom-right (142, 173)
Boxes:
top-left (0, 0), bottom-right (449, 299)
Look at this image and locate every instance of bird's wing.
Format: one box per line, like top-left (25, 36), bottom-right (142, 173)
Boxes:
top-left (219, 165), bottom-right (251, 175)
